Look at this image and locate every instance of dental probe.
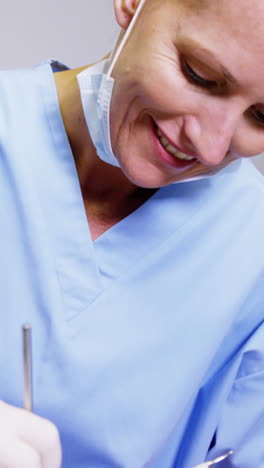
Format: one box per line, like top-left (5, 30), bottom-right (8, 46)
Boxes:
top-left (22, 324), bottom-right (33, 412)
top-left (194, 450), bottom-right (234, 467)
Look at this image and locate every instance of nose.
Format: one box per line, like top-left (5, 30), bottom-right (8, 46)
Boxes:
top-left (183, 100), bottom-right (243, 167)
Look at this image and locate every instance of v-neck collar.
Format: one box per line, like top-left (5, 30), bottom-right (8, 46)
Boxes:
top-left (41, 63), bottom-right (103, 319)
top-left (93, 180), bottom-right (213, 288)
top-left (41, 61), bottom-right (241, 319)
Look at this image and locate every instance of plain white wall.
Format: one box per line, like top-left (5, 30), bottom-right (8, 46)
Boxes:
top-left (0, 0), bottom-right (264, 174)
top-left (0, 0), bottom-right (117, 68)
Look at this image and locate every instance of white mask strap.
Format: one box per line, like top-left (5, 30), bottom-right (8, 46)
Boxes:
top-left (107, 0), bottom-right (146, 78)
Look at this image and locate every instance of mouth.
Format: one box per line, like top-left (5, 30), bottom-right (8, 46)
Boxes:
top-left (151, 120), bottom-right (197, 171)
top-left (157, 127), bottom-right (195, 161)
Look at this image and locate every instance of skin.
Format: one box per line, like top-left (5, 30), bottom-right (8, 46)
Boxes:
top-left (55, 0), bottom-right (264, 238)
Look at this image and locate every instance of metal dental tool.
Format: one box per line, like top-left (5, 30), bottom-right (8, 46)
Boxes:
top-left (194, 450), bottom-right (234, 467)
top-left (22, 324), bottom-right (33, 412)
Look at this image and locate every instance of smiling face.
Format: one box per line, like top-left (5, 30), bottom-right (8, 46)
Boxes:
top-left (109, 0), bottom-right (264, 188)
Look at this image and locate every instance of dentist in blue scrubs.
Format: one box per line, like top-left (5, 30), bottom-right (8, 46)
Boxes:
top-left (0, 0), bottom-right (264, 466)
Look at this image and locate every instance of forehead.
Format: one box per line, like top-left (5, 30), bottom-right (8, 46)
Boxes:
top-left (173, 0), bottom-right (264, 40)
top-left (146, 0), bottom-right (264, 44)
top-left (164, 0), bottom-right (264, 81)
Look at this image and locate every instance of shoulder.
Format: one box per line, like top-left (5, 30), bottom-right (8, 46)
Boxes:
top-left (205, 158), bottom-right (264, 226)
top-left (0, 62), bottom-right (52, 119)
top-left (0, 59), bottom-right (68, 104)
top-left (0, 61), bottom-right (51, 90)
top-left (0, 60), bottom-right (68, 141)
top-left (207, 158), bottom-right (264, 202)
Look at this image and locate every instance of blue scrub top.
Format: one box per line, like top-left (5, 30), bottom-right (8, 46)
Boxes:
top-left (0, 61), bottom-right (263, 468)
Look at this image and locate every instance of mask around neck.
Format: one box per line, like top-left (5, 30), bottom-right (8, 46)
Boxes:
top-left (77, 59), bottom-right (118, 167)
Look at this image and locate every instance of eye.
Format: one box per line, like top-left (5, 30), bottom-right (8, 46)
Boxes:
top-left (251, 106), bottom-right (264, 126)
top-left (182, 61), bottom-right (217, 89)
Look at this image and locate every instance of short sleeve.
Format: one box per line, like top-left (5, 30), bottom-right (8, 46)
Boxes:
top-left (206, 324), bottom-right (264, 467)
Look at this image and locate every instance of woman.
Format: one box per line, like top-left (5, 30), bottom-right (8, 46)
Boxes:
top-left (0, 0), bottom-right (263, 466)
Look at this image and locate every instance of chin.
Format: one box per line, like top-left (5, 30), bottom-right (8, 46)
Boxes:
top-left (118, 158), bottom-right (182, 189)
top-left (115, 139), bottom-right (201, 188)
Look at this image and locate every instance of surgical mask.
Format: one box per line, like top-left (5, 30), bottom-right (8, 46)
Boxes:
top-left (77, 0), bottom-right (219, 184)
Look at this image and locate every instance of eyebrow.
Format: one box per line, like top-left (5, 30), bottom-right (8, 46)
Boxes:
top-left (179, 38), bottom-right (238, 85)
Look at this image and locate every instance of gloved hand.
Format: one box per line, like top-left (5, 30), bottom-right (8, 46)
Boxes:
top-left (0, 400), bottom-right (62, 467)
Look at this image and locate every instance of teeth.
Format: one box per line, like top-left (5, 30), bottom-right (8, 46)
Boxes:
top-left (157, 127), bottom-right (195, 161)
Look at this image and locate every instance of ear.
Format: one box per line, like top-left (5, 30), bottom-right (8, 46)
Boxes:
top-left (114, 0), bottom-right (142, 29)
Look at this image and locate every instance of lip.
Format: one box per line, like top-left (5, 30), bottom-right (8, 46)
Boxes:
top-left (157, 125), bottom-right (197, 159)
top-left (150, 120), bottom-right (197, 171)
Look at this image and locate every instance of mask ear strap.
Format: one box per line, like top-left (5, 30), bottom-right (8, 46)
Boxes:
top-left (107, 0), bottom-right (146, 78)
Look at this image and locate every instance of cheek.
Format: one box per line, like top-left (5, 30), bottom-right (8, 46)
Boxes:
top-left (139, 66), bottom-right (189, 115)
top-left (231, 123), bottom-right (264, 157)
